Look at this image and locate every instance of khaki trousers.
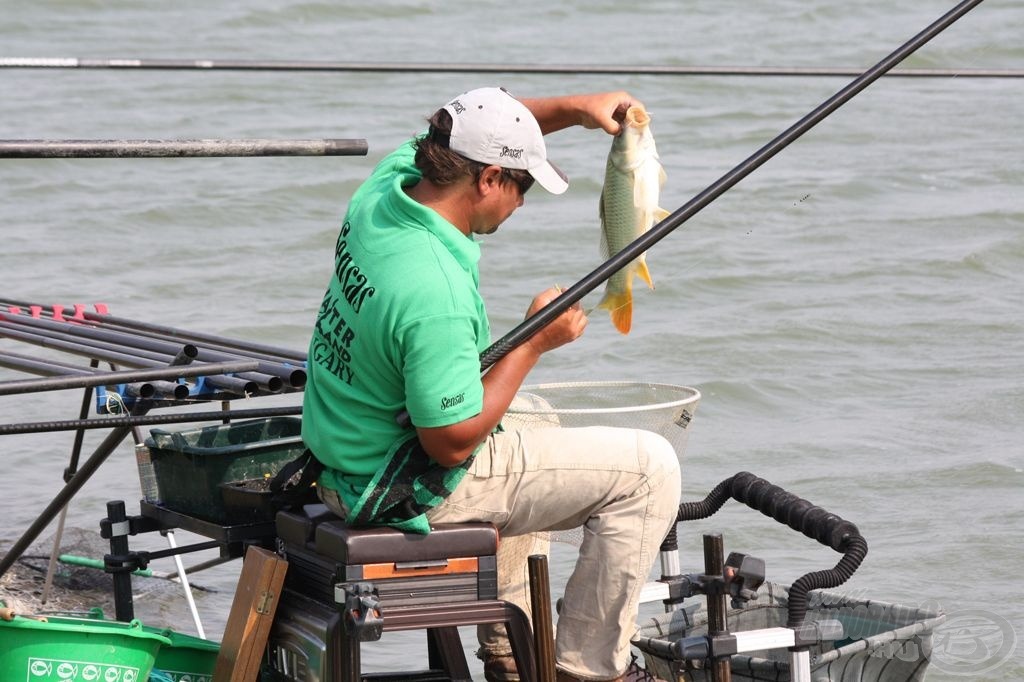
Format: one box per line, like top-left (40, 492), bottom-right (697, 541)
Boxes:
top-left (427, 426), bottom-right (681, 680)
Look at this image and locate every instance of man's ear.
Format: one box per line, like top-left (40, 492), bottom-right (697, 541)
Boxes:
top-left (477, 165), bottom-right (504, 195)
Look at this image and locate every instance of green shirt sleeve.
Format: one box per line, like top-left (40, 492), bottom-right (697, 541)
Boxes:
top-left (400, 312), bottom-right (484, 427)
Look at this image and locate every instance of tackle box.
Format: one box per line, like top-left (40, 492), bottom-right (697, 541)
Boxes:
top-left (275, 504), bottom-right (499, 608)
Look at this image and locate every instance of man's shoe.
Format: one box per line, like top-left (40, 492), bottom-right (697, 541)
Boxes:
top-left (483, 654), bottom-right (520, 682)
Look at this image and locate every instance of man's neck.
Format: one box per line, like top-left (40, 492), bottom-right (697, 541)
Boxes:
top-left (404, 179), bottom-right (474, 236)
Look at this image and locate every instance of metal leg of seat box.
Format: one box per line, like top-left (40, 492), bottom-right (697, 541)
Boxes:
top-left (427, 626), bottom-right (473, 681)
top-left (337, 600), bottom-right (536, 682)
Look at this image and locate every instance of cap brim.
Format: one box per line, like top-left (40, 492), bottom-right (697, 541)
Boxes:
top-left (529, 160), bottom-right (569, 195)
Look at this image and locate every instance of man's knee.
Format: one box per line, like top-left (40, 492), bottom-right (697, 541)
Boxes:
top-left (637, 430), bottom-right (682, 507)
top-left (638, 430), bottom-right (680, 475)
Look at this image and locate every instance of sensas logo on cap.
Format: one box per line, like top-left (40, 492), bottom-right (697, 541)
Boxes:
top-left (500, 146), bottom-right (524, 160)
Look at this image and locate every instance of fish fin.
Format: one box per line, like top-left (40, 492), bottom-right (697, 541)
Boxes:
top-left (633, 171), bottom-right (655, 209)
top-left (598, 291), bottom-right (633, 335)
top-left (633, 160), bottom-right (666, 209)
top-left (655, 207), bottom-right (671, 222)
top-left (636, 256), bottom-right (655, 290)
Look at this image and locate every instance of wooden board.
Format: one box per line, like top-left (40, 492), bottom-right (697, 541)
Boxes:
top-left (212, 545), bottom-right (289, 682)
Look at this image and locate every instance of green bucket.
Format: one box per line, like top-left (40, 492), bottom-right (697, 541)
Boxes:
top-left (147, 627), bottom-right (219, 682)
top-left (0, 614), bottom-right (170, 682)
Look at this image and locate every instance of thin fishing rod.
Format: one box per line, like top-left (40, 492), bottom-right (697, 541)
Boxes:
top-left (0, 138), bottom-right (368, 159)
top-left (0, 404), bottom-right (302, 436)
top-left (0, 350), bottom-right (161, 399)
top-left (478, 0), bottom-right (985, 371)
top-left (1, 57), bottom-right (1017, 78)
top-left (0, 301), bottom-right (307, 366)
top-left (1, 312), bottom-right (301, 388)
top-left (0, 323), bottom-right (263, 396)
top-left (0, 300), bottom-right (308, 364)
top-left (0, 358), bottom-right (259, 397)
top-left (89, 310), bottom-right (308, 363)
top-left (0, 349), bottom-right (103, 378)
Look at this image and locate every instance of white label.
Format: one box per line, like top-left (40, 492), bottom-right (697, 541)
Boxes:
top-left (26, 658), bottom-right (140, 682)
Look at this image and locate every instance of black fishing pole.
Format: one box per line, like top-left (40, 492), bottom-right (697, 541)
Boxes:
top-left (1, 313), bottom-right (301, 389)
top-left (0, 300), bottom-right (307, 365)
top-left (478, 0), bottom-right (985, 370)
top-left (0, 323), bottom-right (264, 396)
top-left (0, 404), bottom-right (302, 436)
top-left (0, 350), bottom-right (161, 400)
top-left (85, 310), bottom-right (308, 363)
top-left (0, 138), bottom-right (368, 159)
top-left (0, 358), bottom-right (259, 397)
top-left (2, 57), bottom-right (1018, 78)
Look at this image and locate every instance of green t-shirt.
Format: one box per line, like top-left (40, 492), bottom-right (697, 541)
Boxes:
top-left (301, 139), bottom-right (490, 514)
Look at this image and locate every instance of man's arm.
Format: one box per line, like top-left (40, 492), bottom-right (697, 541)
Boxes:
top-left (416, 287), bottom-right (586, 467)
top-left (520, 91), bottom-right (641, 136)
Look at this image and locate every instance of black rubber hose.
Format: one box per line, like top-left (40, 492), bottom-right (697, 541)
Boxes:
top-left (659, 522), bottom-right (679, 554)
top-left (786, 534), bottom-right (868, 628)
top-left (675, 471), bottom-right (868, 629)
top-left (677, 476), bottom-right (735, 522)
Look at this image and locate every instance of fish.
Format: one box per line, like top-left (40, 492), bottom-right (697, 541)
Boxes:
top-left (597, 104), bottom-right (669, 335)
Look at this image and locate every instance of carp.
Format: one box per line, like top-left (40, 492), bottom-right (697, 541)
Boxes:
top-left (597, 104), bottom-right (668, 334)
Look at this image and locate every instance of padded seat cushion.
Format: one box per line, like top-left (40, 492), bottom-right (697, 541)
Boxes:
top-left (315, 521), bottom-right (498, 564)
top-left (275, 504), bottom-right (335, 547)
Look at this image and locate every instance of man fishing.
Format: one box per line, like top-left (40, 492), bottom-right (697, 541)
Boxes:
top-left (302, 86), bottom-right (680, 682)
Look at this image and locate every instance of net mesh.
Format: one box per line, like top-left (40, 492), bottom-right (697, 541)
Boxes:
top-left (503, 381), bottom-right (700, 547)
top-left (504, 381), bottom-right (700, 457)
top-left (634, 582), bottom-right (944, 682)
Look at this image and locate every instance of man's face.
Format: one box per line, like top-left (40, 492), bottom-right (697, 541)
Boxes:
top-left (471, 168), bottom-right (529, 235)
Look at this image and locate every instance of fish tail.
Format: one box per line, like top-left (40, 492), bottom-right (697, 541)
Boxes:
top-left (598, 290), bottom-right (633, 335)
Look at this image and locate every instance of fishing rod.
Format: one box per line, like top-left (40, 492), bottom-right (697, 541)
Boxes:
top-left (0, 350), bottom-right (169, 400)
top-left (0, 301), bottom-right (308, 366)
top-left (2, 56), bottom-right (1019, 78)
top-left (0, 404), bottom-right (302, 437)
top-left (1, 312), bottom-right (303, 389)
top-left (0, 322), bottom-right (264, 396)
top-left (0, 358), bottom-right (259, 397)
top-left (0, 138), bottom-right (368, 159)
top-left (477, 0), bottom-right (985, 370)
top-left (4, 309), bottom-right (305, 385)
top-left (89, 309), bottom-right (307, 363)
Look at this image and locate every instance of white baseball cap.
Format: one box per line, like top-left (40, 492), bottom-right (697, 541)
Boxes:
top-left (443, 87), bottom-right (569, 195)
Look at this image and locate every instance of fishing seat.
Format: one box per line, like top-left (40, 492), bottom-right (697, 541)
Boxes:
top-left (268, 504), bottom-right (537, 682)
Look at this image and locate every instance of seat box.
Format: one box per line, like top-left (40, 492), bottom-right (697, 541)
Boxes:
top-left (275, 508), bottom-right (498, 609)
